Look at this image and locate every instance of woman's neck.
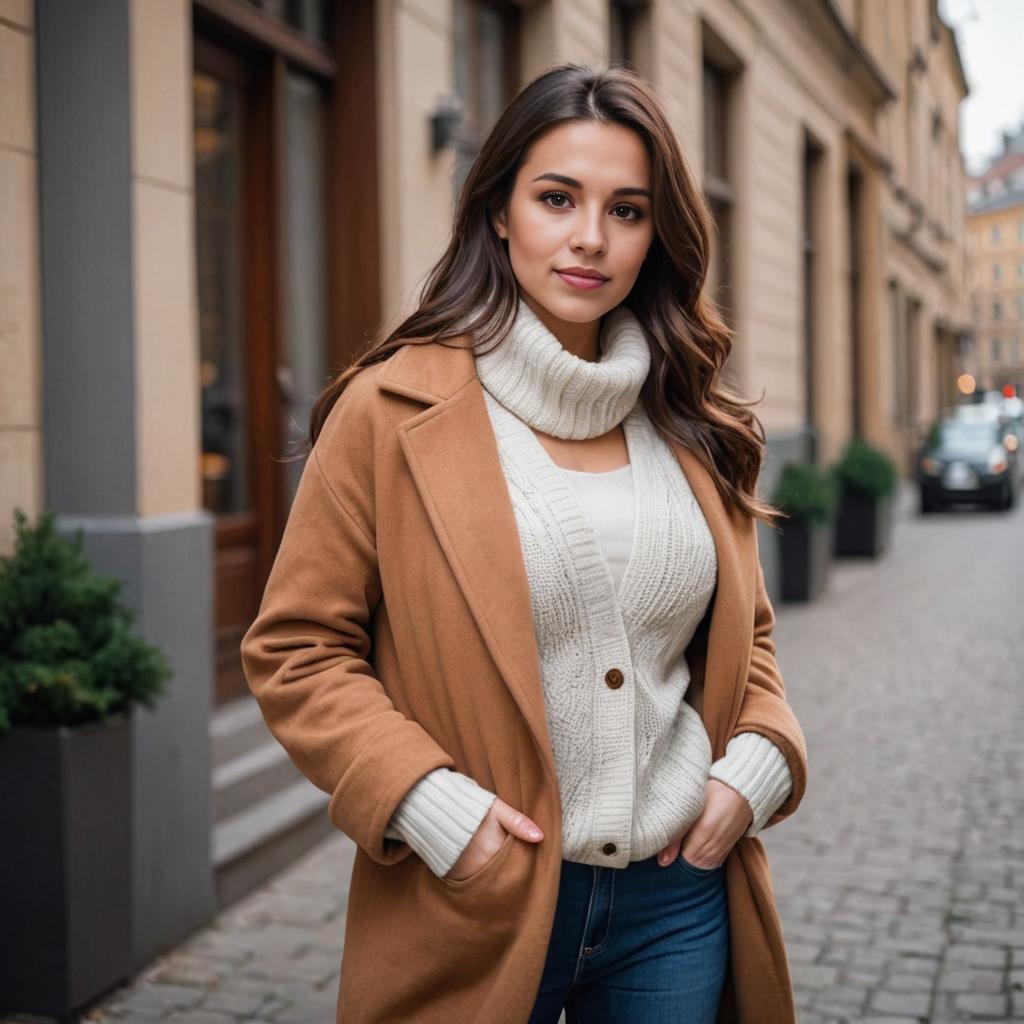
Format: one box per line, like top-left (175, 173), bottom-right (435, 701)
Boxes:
top-left (520, 294), bottom-right (601, 362)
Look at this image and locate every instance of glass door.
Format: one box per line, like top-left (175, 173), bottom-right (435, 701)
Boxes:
top-left (194, 39), bottom-right (272, 706)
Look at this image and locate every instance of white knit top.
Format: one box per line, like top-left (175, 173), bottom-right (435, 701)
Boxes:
top-left (384, 299), bottom-right (792, 877)
top-left (560, 463), bottom-right (634, 593)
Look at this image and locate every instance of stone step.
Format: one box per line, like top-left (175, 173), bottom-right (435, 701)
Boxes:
top-left (212, 738), bottom-right (305, 822)
top-left (210, 696), bottom-right (270, 769)
top-left (212, 778), bottom-right (334, 909)
top-left (210, 696), bottom-right (337, 909)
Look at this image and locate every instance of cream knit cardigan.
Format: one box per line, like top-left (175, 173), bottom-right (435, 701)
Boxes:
top-left (384, 299), bottom-right (792, 877)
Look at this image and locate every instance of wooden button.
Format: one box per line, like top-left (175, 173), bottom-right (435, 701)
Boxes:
top-left (604, 668), bottom-right (624, 689)
top-left (602, 842), bottom-right (617, 856)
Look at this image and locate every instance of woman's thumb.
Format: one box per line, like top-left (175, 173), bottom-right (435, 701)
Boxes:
top-left (493, 798), bottom-right (544, 843)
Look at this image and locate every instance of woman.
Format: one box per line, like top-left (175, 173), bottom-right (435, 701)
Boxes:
top-left (241, 63), bottom-right (807, 1024)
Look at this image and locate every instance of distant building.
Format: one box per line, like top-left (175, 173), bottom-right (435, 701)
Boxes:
top-left (965, 121), bottom-right (1024, 396)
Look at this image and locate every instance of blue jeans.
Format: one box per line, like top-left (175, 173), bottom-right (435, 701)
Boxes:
top-left (528, 853), bottom-right (729, 1023)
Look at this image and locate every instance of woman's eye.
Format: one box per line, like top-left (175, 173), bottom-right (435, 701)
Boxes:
top-left (540, 191), bottom-right (571, 209)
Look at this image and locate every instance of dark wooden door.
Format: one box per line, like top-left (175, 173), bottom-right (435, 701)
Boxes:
top-left (191, 0), bottom-right (382, 709)
top-left (194, 36), bottom-right (284, 707)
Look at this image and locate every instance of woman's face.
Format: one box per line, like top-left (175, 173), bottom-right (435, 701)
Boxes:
top-left (492, 119), bottom-right (655, 352)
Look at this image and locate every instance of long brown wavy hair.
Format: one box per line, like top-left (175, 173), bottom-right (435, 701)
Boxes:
top-left (308, 62), bottom-right (779, 526)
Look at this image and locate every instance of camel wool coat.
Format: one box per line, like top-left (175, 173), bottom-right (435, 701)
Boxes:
top-left (240, 336), bottom-right (809, 1024)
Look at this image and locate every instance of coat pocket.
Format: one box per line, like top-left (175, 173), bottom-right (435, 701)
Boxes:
top-left (441, 831), bottom-right (516, 891)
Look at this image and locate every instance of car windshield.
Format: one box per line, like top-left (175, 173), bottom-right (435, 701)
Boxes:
top-left (932, 421), bottom-right (996, 457)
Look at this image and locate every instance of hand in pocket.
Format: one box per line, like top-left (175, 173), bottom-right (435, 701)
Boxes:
top-left (444, 797), bottom-right (544, 881)
top-left (656, 779), bottom-right (753, 869)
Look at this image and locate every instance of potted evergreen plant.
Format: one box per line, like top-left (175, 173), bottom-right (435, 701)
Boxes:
top-left (0, 509), bottom-right (171, 1018)
top-left (772, 460), bottom-right (839, 601)
top-left (833, 437), bottom-right (898, 557)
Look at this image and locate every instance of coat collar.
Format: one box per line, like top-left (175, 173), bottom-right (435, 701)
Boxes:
top-left (377, 339), bottom-right (756, 769)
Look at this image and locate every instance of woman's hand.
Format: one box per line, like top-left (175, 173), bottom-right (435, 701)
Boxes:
top-left (656, 779), bottom-right (753, 869)
top-left (444, 797), bottom-right (544, 881)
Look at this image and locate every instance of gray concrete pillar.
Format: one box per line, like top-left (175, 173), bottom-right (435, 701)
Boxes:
top-left (36, 0), bottom-right (216, 970)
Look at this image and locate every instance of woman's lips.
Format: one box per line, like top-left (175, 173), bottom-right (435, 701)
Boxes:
top-left (554, 270), bottom-right (608, 291)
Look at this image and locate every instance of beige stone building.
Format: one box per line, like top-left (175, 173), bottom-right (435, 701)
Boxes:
top-left (0, 0), bottom-right (970, 975)
top-left (965, 123), bottom-right (1024, 396)
top-left (380, 0), bottom-right (970, 483)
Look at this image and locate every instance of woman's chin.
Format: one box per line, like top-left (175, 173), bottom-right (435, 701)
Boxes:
top-left (531, 289), bottom-right (620, 325)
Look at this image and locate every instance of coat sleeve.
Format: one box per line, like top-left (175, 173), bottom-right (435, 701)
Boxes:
top-left (239, 371), bottom-right (458, 867)
top-left (726, 531), bottom-right (809, 831)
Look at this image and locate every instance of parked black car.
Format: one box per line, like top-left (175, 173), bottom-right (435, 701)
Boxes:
top-left (916, 413), bottom-right (1020, 512)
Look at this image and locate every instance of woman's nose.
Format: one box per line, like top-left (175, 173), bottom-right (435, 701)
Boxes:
top-left (571, 214), bottom-right (607, 254)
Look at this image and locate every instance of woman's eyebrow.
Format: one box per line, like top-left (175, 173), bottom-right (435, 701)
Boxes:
top-left (531, 172), bottom-right (651, 198)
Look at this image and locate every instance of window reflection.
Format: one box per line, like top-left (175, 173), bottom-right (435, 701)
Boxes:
top-left (194, 70), bottom-right (250, 516)
top-left (453, 0), bottom-right (519, 197)
top-left (282, 71), bottom-right (329, 504)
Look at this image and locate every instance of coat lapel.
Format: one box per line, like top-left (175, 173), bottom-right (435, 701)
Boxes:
top-left (377, 339), bottom-right (756, 769)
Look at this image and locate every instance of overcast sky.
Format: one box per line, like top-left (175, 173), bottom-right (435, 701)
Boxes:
top-left (938, 0), bottom-right (1024, 176)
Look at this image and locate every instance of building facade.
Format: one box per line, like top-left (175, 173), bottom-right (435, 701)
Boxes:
top-left (965, 123), bottom-right (1024, 397)
top-left (0, 0), bottom-right (969, 973)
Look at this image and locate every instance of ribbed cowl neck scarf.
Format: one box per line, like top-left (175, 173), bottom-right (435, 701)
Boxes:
top-left (473, 298), bottom-right (651, 440)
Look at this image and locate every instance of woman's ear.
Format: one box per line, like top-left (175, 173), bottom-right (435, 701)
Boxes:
top-left (491, 204), bottom-right (508, 241)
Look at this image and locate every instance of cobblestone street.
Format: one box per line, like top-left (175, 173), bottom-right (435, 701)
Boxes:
top-left (764, 482), bottom-right (1024, 1023)
top-left (20, 481), bottom-right (1022, 1024)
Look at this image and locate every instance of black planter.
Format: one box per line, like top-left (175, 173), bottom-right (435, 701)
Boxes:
top-left (834, 487), bottom-right (893, 557)
top-left (779, 517), bottom-right (833, 601)
top-left (0, 713), bottom-right (132, 1017)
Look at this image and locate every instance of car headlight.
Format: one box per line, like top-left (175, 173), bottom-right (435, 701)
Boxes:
top-left (988, 448), bottom-right (1008, 473)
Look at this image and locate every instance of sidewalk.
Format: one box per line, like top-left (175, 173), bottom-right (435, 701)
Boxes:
top-left (87, 836), bottom-right (356, 1023)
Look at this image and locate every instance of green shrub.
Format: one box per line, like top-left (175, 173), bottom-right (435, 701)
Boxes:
top-left (772, 461), bottom-right (839, 525)
top-left (0, 509), bottom-right (171, 733)
top-left (835, 436), bottom-right (898, 498)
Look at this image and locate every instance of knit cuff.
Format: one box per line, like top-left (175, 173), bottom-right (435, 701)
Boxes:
top-left (708, 732), bottom-right (793, 838)
top-left (382, 767), bottom-right (498, 878)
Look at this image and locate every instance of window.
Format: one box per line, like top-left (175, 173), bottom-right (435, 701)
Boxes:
top-left (801, 135), bottom-right (824, 453)
top-left (993, 301), bottom-right (1002, 320)
top-left (992, 339), bottom-right (1002, 363)
top-left (847, 164), bottom-right (864, 435)
top-left (453, 0), bottom-right (521, 197)
top-left (702, 60), bottom-right (736, 327)
top-left (1018, 260), bottom-right (1024, 279)
top-left (889, 280), bottom-right (902, 423)
top-left (993, 263), bottom-right (1002, 281)
top-left (1019, 219), bottom-right (1024, 242)
top-left (610, 0), bottom-right (648, 71)
top-left (992, 225), bottom-right (1000, 244)
top-left (1019, 295), bottom-right (1024, 319)
top-left (1013, 339), bottom-right (1021, 365)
